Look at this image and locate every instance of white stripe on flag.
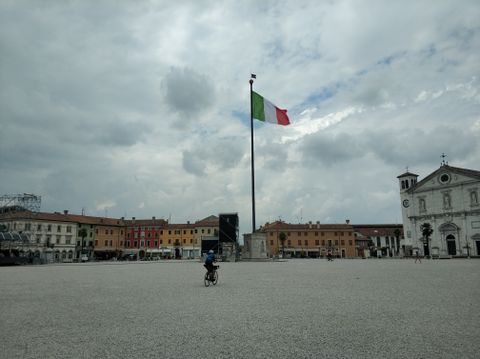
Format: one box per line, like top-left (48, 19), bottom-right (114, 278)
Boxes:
top-left (263, 98), bottom-right (278, 124)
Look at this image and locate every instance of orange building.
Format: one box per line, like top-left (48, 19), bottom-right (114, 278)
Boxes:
top-left (261, 221), bottom-right (356, 258)
top-left (92, 218), bottom-right (126, 259)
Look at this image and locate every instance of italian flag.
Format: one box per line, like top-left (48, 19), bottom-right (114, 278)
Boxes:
top-left (252, 91), bottom-right (290, 126)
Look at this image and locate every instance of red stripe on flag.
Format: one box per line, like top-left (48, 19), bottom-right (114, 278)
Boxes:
top-left (275, 107), bottom-right (290, 126)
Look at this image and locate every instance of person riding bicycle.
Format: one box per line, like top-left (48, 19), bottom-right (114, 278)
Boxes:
top-left (204, 250), bottom-right (217, 277)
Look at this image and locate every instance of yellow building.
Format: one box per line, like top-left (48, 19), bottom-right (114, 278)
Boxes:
top-left (261, 221), bottom-right (356, 258)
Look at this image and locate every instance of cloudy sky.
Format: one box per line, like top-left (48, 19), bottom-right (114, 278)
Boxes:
top-left (1, 0), bottom-right (479, 235)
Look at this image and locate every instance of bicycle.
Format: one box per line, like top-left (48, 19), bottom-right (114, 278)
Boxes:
top-left (204, 265), bottom-right (219, 287)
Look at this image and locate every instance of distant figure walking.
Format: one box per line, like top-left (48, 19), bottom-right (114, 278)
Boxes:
top-left (415, 250), bottom-right (422, 263)
top-left (327, 250), bottom-right (333, 261)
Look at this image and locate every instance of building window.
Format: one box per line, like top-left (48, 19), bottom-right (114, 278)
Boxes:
top-left (95, 240), bottom-right (98, 246)
top-left (134, 240), bottom-right (138, 247)
top-left (377, 238), bottom-right (381, 247)
top-left (110, 240), bottom-right (113, 246)
top-left (270, 240), bottom-right (274, 245)
top-left (341, 240), bottom-right (345, 245)
top-left (287, 240), bottom-right (291, 246)
top-left (297, 240), bottom-right (301, 245)
top-left (349, 240), bottom-right (353, 246)
top-left (47, 224), bottom-right (51, 231)
top-left (183, 239), bottom-right (186, 244)
top-left (208, 229), bottom-right (211, 234)
top-left (147, 240), bottom-right (150, 247)
top-left (37, 224), bottom-right (42, 230)
top-left (335, 240), bottom-right (338, 245)
top-left (322, 240), bottom-right (325, 246)
top-left (321, 232), bottom-right (324, 236)
top-left (315, 232), bottom-right (318, 236)
top-left (315, 240), bottom-right (319, 245)
top-left (104, 240), bottom-right (108, 246)
top-left (57, 225), bottom-right (61, 233)
top-left (168, 239), bottom-right (171, 244)
top-left (298, 232), bottom-right (301, 236)
top-left (66, 237), bottom-right (71, 245)
top-left (386, 238), bottom-right (390, 246)
top-left (304, 240), bottom-right (308, 245)
top-left (66, 226), bottom-right (71, 233)
top-left (304, 232), bottom-right (308, 236)
top-left (90, 232), bottom-right (93, 238)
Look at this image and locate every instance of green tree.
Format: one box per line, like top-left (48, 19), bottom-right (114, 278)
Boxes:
top-left (78, 227), bottom-right (88, 255)
top-left (279, 232), bottom-right (287, 257)
top-left (420, 223), bottom-right (433, 258)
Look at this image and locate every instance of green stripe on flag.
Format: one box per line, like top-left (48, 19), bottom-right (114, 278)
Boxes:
top-left (252, 91), bottom-right (265, 122)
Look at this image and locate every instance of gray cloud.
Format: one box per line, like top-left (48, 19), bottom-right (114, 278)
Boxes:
top-left (182, 137), bottom-right (245, 176)
top-left (163, 67), bottom-right (215, 121)
top-left (299, 132), bottom-right (361, 166)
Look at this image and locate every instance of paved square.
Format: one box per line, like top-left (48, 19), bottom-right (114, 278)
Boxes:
top-left (1, 259), bottom-right (479, 359)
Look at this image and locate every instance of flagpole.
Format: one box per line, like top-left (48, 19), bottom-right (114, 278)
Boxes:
top-left (249, 75), bottom-right (256, 233)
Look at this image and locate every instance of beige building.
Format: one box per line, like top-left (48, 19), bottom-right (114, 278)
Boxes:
top-left (261, 221), bottom-right (356, 258)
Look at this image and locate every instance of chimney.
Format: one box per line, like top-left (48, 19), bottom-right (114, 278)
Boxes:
top-left (64, 210), bottom-right (69, 215)
top-left (316, 221), bottom-right (320, 229)
top-left (308, 221), bottom-right (312, 229)
top-left (187, 221), bottom-right (190, 224)
top-left (152, 216), bottom-right (156, 220)
top-left (132, 217), bottom-right (135, 220)
top-left (346, 219), bottom-right (350, 224)
top-left (121, 217), bottom-right (124, 220)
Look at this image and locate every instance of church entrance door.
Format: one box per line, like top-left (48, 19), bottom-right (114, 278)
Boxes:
top-left (476, 241), bottom-right (480, 256)
top-left (446, 234), bottom-right (456, 255)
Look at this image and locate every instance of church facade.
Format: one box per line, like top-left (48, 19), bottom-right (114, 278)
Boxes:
top-left (398, 164), bottom-right (480, 257)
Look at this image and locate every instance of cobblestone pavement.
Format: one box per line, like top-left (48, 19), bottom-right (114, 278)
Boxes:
top-left (1, 259), bottom-right (479, 359)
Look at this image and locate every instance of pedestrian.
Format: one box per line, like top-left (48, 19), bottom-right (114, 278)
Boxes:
top-left (327, 250), bottom-right (333, 261)
top-left (414, 250), bottom-right (421, 263)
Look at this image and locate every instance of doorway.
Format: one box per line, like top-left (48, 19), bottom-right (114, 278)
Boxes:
top-left (476, 241), bottom-right (480, 256)
top-left (446, 234), bottom-right (456, 255)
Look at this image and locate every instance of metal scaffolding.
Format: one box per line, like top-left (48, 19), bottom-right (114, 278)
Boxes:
top-left (0, 193), bottom-right (41, 213)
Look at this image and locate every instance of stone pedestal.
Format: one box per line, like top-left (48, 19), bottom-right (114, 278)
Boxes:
top-left (242, 232), bottom-right (268, 260)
